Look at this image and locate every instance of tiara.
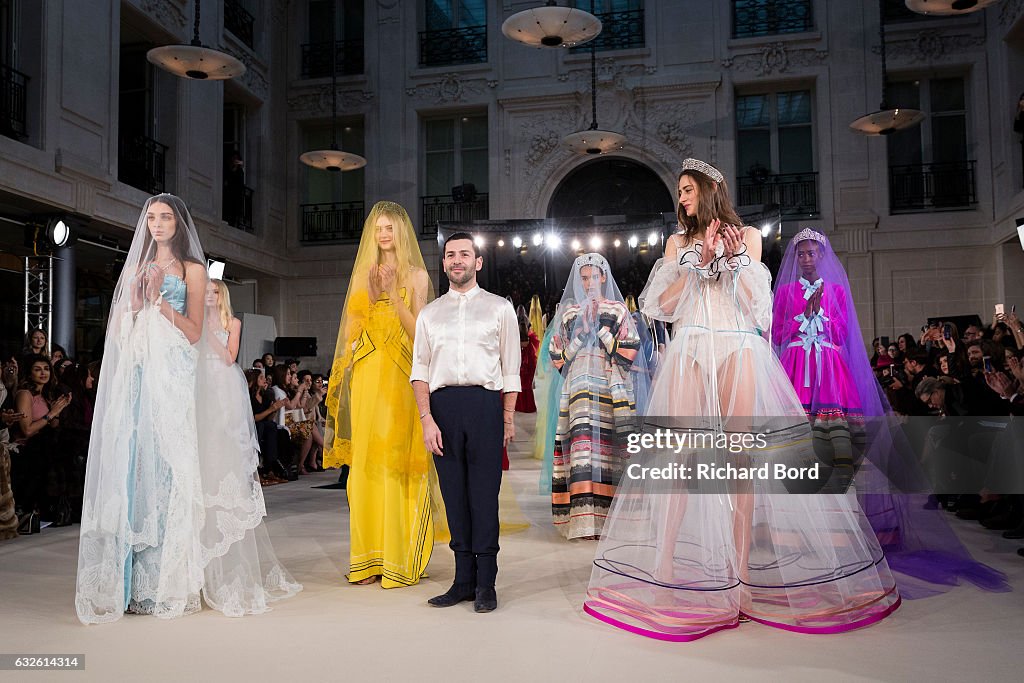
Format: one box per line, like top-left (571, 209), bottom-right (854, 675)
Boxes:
top-left (793, 228), bottom-right (828, 245)
top-left (576, 252), bottom-right (609, 272)
top-left (680, 158), bottom-right (724, 183)
top-left (373, 200), bottom-right (407, 215)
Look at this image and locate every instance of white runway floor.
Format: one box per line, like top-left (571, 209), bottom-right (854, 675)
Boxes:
top-left (2, 413), bottom-right (1023, 682)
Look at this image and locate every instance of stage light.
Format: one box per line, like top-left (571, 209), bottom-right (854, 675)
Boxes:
top-left (647, 231), bottom-right (659, 247)
top-left (589, 235), bottom-right (603, 249)
top-left (628, 235), bottom-right (638, 249)
top-left (571, 238), bottom-right (581, 250)
top-left (207, 259), bottom-right (226, 280)
top-left (761, 223), bottom-right (772, 238)
top-left (512, 236), bottom-right (523, 248)
top-left (474, 235), bottom-right (485, 248)
top-left (497, 239), bottom-right (505, 247)
top-left (613, 238), bottom-right (621, 248)
top-left (532, 233), bottom-right (543, 246)
top-left (545, 233), bottom-right (562, 249)
top-left (45, 217), bottom-right (76, 248)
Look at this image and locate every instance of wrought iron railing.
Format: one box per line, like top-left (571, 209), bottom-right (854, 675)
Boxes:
top-left (737, 172), bottom-right (818, 218)
top-left (732, 0), bottom-right (813, 38)
top-left (569, 8), bottom-right (644, 52)
top-left (301, 202), bottom-right (366, 242)
top-left (224, 185), bottom-right (255, 233)
top-left (118, 133), bottom-right (168, 195)
top-left (421, 194), bottom-right (489, 234)
top-left (225, 0), bottom-right (256, 48)
top-left (889, 161), bottom-right (977, 214)
top-left (0, 63), bottom-right (29, 139)
top-left (419, 25), bottom-right (487, 67)
top-left (300, 40), bottom-right (365, 78)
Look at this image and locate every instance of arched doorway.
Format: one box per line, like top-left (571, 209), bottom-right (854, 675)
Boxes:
top-left (546, 157), bottom-right (674, 218)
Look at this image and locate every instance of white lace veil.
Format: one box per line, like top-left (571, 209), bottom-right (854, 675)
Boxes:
top-left (76, 194), bottom-right (299, 624)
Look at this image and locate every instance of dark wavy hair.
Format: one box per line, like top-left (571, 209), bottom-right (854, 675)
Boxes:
top-left (18, 353), bottom-right (59, 401)
top-left (139, 194), bottom-right (205, 267)
top-left (676, 170), bottom-right (744, 241)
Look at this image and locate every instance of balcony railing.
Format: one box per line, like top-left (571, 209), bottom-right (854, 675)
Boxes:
top-left (737, 172), bottom-right (818, 218)
top-left (225, 0), bottom-right (255, 49)
top-left (301, 202), bottom-right (365, 243)
top-left (569, 8), bottom-right (644, 53)
top-left (224, 185), bottom-right (254, 233)
top-left (733, 0), bottom-right (813, 39)
top-left (1, 63), bottom-right (29, 139)
top-left (419, 25), bottom-right (487, 67)
top-left (118, 133), bottom-right (168, 195)
top-left (889, 161), bottom-right (977, 214)
top-left (300, 40), bottom-right (365, 78)
top-left (421, 193), bottom-right (489, 234)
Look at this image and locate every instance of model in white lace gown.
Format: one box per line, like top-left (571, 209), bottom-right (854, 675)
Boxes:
top-left (584, 160), bottom-right (900, 641)
top-left (75, 195), bottom-right (300, 624)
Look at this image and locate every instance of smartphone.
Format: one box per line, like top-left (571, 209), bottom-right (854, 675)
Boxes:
top-left (995, 303), bottom-right (1005, 317)
top-left (983, 355), bottom-right (993, 373)
top-left (943, 324), bottom-right (951, 340)
top-left (880, 336), bottom-right (890, 348)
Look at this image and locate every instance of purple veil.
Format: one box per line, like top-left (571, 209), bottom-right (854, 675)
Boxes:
top-left (773, 228), bottom-right (1008, 597)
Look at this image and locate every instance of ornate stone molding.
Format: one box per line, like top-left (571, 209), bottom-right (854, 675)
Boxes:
top-left (877, 30), bottom-right (985, 62)
top-left (288, 87), bottom-right (375, 114)
top-left (224, 46), bottom-right (268, 100)
top-left (721, 43), bottom-right (828, 76)
top-left (141, 0), bottom-right (186, 28)
top-left (404, 73), bottom-right (487, 104)
top-left (999, 0), bottom-right (1024, 26)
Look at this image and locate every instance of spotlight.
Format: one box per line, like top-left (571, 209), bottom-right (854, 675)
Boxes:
top-left (545, 233), bottom-right (562, 250)
top-left (589, 235), bottom-right (603, 249)
top-left (45, 217), bottom-right (77, 248)
top-left (497, 239), bottom-right (505, 247)
top-left (512, 236), bottom-right (523, 249)
top-left (613, 239), bottom-right (621, 248)
top-left (647, 231), bottom-right (659, 247)
top-left (474, 235), bottom-right (485, 248)
top-left (570, 238), bottom-right (581, 250)
top-left (628, 235), bottom-right (639, 249)
top-left (761, 223), bottom-right (772, 238)
top-left (532, 233), bottom-right (543, 246)
top-left (207, 259), bottom-right (226, 280)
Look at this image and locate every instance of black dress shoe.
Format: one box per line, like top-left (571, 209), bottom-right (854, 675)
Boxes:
top-left (428, 583), bottom-right (475, 607)
top-left (981, 513), bottom-right (1022, 531)
top-left (1002, 526), bottom-right (1024, 540)
top-left (474, 586), bottom-right (497, 613)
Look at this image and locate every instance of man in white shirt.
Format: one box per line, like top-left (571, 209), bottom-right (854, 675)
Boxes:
top-left (411, 232), bottom-right (521, 613)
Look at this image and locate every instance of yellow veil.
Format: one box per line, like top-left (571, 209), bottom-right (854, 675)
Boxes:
top-left (528, 294), bottom-right (545, 338)
top-left (323, 201), bottom-right (434, 469)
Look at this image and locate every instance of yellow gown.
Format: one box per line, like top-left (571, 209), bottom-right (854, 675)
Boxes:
top-left (343, 286), bottom-right (433, 587)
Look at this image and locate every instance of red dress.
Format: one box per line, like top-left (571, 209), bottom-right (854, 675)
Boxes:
top-left (515, 331), bottom-right (539, 413)
top-left (503, 331), bottom-right (540, 470)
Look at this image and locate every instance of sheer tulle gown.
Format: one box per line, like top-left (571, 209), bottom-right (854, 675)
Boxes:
top-left (584, 237), bottom-right (901, 641)
top-left (76, 274), bottom-right (300, 623)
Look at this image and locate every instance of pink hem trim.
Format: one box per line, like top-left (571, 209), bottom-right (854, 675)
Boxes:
top-left (745, 595), bottom-right (901, 635)
top-left (583, 595), bottom-right (901, 641)
top-left (583, 603), bottom-right (739, 642)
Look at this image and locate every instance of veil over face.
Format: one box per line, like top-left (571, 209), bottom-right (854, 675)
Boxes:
top-left (75, 194), bottom-right (300, 624)
top-left (772, 229), bottom-right (1008, 597)
top-left (323, 201), bottom-right (434, 470)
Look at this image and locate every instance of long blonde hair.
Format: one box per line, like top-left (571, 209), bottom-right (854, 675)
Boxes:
top-left (211, 279), bottom-right (234, 331)
top-left (368, 201), bottom-right (416, 291)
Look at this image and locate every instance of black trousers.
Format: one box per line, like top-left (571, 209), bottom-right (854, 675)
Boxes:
top-left (430, 386), bottom-right (503, 588)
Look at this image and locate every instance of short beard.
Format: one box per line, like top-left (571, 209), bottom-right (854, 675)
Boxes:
top-left (446, 267), bottom-right (474, 287)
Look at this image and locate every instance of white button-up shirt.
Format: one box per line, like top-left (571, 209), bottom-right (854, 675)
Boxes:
top-left (411, 285), bottom-right (522, 393)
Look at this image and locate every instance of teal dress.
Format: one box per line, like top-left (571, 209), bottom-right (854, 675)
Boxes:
top-left (123, 274), bottom-right (188, 609)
